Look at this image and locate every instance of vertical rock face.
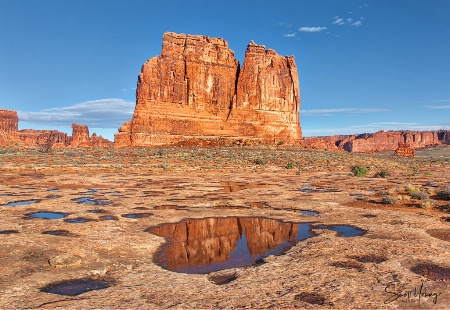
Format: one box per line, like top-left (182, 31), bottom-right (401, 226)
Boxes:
top-left (70, 124), bottom-right (92, 148)
top-left (115, 32), bottom-right (302, 147)
top-left (0, 109), bottom-right (19, 145)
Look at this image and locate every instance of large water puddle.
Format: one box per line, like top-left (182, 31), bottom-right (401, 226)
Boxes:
top-left (40, 278), bottom-right (112, 296)
top-left (25, 211), bottom-right (68, 220)
top-left (148, 217), bottom-right (367, 274)
top-left (147, 217), bottom-right (315, 274)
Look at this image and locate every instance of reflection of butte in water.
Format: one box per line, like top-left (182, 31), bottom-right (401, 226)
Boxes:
top-left (149, 217), bottom-right (313, 274)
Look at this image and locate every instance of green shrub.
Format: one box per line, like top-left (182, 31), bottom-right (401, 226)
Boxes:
top-left (381, 196), bottom-right (397, 204)
top-left (255, 158), bottom-right (267, 165)
top-left (406, 184), bottom-right (419, 196)
top-left (351, 165), bottom-right (369, 177)
top-left (286, 160), bottom-right (296, 169)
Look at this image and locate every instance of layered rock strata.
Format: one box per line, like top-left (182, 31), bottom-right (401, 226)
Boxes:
top-left (0, 109), bottom-right (112, 148)
top-left (303, 130), bottom-right (450, 153)
top-left (115, 32), bottom-right (301, 147)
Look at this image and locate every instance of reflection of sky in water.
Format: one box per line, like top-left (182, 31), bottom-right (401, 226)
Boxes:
top-left (27, 212), bottom-right (68, 220)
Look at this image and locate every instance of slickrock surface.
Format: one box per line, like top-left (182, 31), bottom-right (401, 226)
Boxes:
top-left (0, 145), bottom-right (449, 308)
top-left (304, 130), bottom-right (450, 153)
top-left (115, 32), bottom-right (301, 147)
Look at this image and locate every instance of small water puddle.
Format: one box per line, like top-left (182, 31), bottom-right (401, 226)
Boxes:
top-left (40, 278), bottom-right (112, 296)
top-left (0, 230), bottom-right (19, 234)
top-left (26, 212), bottom-right (68, 220)
top-left (42, 230), bottom-right (71, 236)
top-left (147, 217), bottom-right (314, 274)
top-left (73, 197), bottom-right (111, 205)
top-left (64, 218), bottom-right (91, 223)
top-left (99, 215), bottom-right (118, 221)
top-left (316, 225), bottom-right (366, 237)
top-left (122, 213), bottom-right (153, 219)
top-left (3, 199), bottom-right (41, 207)
top-left (300, 210), bottom-right (319, 215)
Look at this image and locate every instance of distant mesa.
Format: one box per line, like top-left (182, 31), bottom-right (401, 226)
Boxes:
top-left (0, 109), bottom-right (113, 148)
top-left (114, 32), bottom-right (302, 147)
top-left (303, 130), bottom-right (450, 153)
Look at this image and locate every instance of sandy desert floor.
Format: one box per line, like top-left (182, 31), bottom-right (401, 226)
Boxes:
top-left (1, 145), bottom-right (449, 309)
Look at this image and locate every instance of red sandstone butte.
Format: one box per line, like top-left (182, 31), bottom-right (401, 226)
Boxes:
top-left (114, 32), bottom-right (302, 147)
top-left (303, 130), bottom-right (450, 153)
top-left (70, 124), bottom-right (92, 148)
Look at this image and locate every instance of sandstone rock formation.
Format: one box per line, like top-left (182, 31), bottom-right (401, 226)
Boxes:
top-left (303, 130), bottom-right (450, 153)
top-left (0, 109), bottom-right (19, 145)
top-left (394, 143), bottom-right (415, 157)
top-left (115, 32), bottom-right (301, 147)
top-left (70, 124), bottom-right (92, 148)
top-left (0, 109), bottom-right (112, 148)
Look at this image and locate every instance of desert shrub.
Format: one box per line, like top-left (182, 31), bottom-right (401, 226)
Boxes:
top-left (437, 186), bottom-right (450, 200)
top-left (381, 196), bottom-right (397, 204)
top-left (286, 160), bottom-right (296, 169)
top-left (406, 184), bottom-right (419, 196)
top-left (419, 199), bottom-right (435, 209)
top-left (160, 163), bottom-right (170, 170)
top-left (64, 150), bottom-right (77, 157)
top-left (373, 170), bottom-right (391, 178)
top-left (254, 158), bottom-right (267, 165)
top-left (351, 165), bottom-right (369, 177)
top-left (411, 191), bottom-right (429, 200)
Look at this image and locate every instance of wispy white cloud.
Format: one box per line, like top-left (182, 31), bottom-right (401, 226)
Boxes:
top-left (425, 105), bottom-right (450, 109)
top-left (332, 16), bottom-right (363, 27)
top-left (283, 32), bottom-right (297, 38)
top-left (278, 21), bottom-right (293, 28)
top-left (301, 108), bottom-right (387, 116)
top-left (299, 26), bottom-right (327, 33)
top-left (18, 99), bottom-right (135, 128)
top-left (332, 17), bottom-right (345, 25)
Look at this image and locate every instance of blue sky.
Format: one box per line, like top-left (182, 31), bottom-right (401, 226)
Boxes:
top-left (1, 0), bottom-right (449, 140)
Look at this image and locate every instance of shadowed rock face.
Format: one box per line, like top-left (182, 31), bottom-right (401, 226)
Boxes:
top-left (148, 217), bottom-right (304, 274)
top-left (115, 32), bottom-right (302, 147)
top-left (303, 130), bottom-right (450, 153)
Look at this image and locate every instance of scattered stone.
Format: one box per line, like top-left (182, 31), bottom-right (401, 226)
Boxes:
top-left (48, 254), bottom-right (82, 267)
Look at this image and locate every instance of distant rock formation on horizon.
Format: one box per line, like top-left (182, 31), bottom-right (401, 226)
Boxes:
top-left (303, 130), bottom-right (450, 153)
top-left (0, 109), bottom-right (113, 148)
top-left (114, 32), bottom-right (302, 147)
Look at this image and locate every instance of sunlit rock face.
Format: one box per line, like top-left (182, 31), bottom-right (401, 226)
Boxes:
top-left (303, 130), bottom-right (450, 153)
top-left (115, 32), bottom-right (302, 147)
top-left (149, 217), bottom-right (305, 274)
top-left (0, 110), bottom-right (112, 148)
